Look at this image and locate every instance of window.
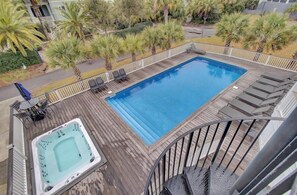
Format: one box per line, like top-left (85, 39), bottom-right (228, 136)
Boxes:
top-left (30, 5), bottom-right (50, 17)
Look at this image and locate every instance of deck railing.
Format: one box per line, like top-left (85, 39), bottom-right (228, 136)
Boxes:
top-left (7, 108), bottom-right (28, 195)
top-left (143, 117), bottom-right (285, 195)
top-left (194, 43), bottom-right (297, 72)
top-left (36, 42), bottom-right (296, 104)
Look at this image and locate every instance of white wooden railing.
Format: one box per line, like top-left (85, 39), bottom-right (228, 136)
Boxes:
top-left (194, 43), bottom-right (297, 72)
top-left (7, 109), bottom-right (28, 195)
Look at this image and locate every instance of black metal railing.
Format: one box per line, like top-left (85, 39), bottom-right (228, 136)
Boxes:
top-left (144, 117), bottom-right (284, 195)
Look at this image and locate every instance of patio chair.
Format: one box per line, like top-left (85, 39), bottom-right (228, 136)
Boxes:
top-left (261, 73), bottom-right (296, 82)
top-left (95, 77), bottom-right (107, 91)
top-left (257, 77), bottom-right (293, 87)
top-left (12, 110), bottom-right (35, 129)
top-left (251, 82), bottom-right (291, 93)
top-left (88, 79), bottom-right (100, 93)
top-left (10, 100), bottom-right (21, 112)
top-left (119, 68), bottom-right (128, 81)
top-left (39, 92), bottom-right (57, 114)
top-left (220, 106), bottom-right (248, 118)
top-left (237, 93), bottom-right (279, 107)
top-left (245, 87), bottom-right (284, 100)
top-left (186, 43), bottom-right (206, 55)
top-left (112, 70), bottom-right (122, 83)
top-left (229, 99), bottom-right (272, 116)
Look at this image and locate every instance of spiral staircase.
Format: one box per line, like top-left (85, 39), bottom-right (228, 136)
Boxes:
top-left (144, 107), bottom-right (297, 195)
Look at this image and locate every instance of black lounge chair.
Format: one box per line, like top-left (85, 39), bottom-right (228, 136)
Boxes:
top-left (95, 77), bottom-right (107, 91)
top-left (113, 70), bottom-right (122, 82)
top-left (229, 99), bottom-right (272, 115)
top-left (258, 77), bottom-right (293, 87)
top-left (261, 73), bottom-right (296, 82)
top-left (119, 68), bottom-right (128, 80)
top-left (88, 79), bottom-right (100, 93)
top-left (38, 92), bottom-right (56, 117)
top-left (252, 82), bottom-right (291, 93)
top-left (245, 87), bottom-right (284, 100)
top-left (186, 43), bottom-right (206, 55)
top-left (237, 93), bottom-right (279, 107)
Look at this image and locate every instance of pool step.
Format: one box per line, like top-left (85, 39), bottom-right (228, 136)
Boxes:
top-left (108, 99), bottom-right (159, 144)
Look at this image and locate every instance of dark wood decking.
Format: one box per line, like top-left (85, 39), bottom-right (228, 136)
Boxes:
top-left (25, 53), bottom-right (291, 195)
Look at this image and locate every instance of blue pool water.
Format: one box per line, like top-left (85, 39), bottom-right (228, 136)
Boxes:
top-left (107, 57), bottom-right (246, 145)
top-left (37, 121), bottom-right (93, 186)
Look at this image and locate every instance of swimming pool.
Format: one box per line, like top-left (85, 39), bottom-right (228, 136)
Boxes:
top-left (107, 57), bottom-right (246, 145)
top-left (32, 118), bottom-right (104, 195)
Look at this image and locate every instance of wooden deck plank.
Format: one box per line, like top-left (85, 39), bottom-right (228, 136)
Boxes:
top-left (25, 52), bottom-right (291, 195)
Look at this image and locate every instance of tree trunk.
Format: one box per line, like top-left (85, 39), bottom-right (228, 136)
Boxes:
top-left (31, 5), bottom-right (50, 40)
top-left (72, 66), bottom-right (82, 81)
top-left (152, 46), bottom-right (156, 55)
top-left (224, 37), bottom-right (232, 54)
top-left (253, 42), bottom-right (265, 61)
top-left (132, 53), bottom-right (136, 61)
top-left (105, 58), bottom-right (112, 71)
top-left (164, 5), bottom-right (169, 23)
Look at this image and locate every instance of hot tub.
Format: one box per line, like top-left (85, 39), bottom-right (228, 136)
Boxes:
top-left (32, 118), bottom-right (104, 195)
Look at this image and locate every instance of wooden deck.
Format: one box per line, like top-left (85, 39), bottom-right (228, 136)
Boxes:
top-left (25, 53), bottom-right (291, 195)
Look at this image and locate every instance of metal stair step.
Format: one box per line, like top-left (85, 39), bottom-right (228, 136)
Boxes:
top-left (183, 166), bottom-right (209, 195)
top-left (162, 174), bottom-right (191, 195)
top-left (208, 163), bottom-right (239, 195)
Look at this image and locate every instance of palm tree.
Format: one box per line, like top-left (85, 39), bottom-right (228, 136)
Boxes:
top-left (58, 2), bottom-right (90, 41)
top-left (45, 37), bottom-right (83, 81)
top-left (159, 22), bottom-right (184, 50)
top-left (216, 13), bottom-right (248, 54)
top-left (91, 35), bottom-right (121, 71)
top-left (154, 0), bottom-right (180, 23)
top-left (286, 3), bottom-right (297, 14)
top-left (122, 34), bottom-right (144, 61)
top-left (243, 13), bottom-right (295, 61)
top-left (0, 1), bottom-right (44, 56)
top-left (187, 0), bottom-right (222, 24)
top-left (142, 27), bottom-right (162, 55)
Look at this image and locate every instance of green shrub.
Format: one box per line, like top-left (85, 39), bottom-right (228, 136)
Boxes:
top-left (0, 50), bottom-right (42, 73)
top-left (114, 21), bottom-right (153, 37)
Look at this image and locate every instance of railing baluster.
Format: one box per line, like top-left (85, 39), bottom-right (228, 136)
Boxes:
top-left (149, 181), bottom-right (153, 195)
top-left (163, 155), bottom-right (166, 184)
top-left (201, 123), bottom-right (220, 169)
top-left (225, 119), bottom-right (256, 171)
top-left (153, 171), bottom-right (157, 195)
top-left (168, 148), bottom-right (171, 179)
top-left (195, 126), bottom-right (211, 170)
top-left (218, 120), bottom-right (243, 167)
top-left (190, 128), bottom-right (202, 166)
top-left (158, 163), bottom-right (161, 193)
top-left (178, 137), bottom-right (185, 174)
top-left (232, 120), bottom-right (270, 175)
top-left (172, 143), bottom-right (177, 175)
top-left (183, 132), bottom-right (194, 169)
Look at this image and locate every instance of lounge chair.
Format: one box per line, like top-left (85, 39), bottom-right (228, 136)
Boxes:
top-left (95, 77), bottom-right (107, 91)
top-left (88, 79), bottom-right (100, 93)
top-left (119, 68), bottom-right (128, 80)
top-left (220, 106), bottom-right (248, 118)
top-left (38, 92), bottom-right (57, 116)
top-left (261, 73), bottom-right (296, 82)
top-left (186, 43), bottom-right (206, 55)
top-left (245, 87), bottom-right (284, 100)
top-left (237, 93), bottom-right (279, 107)
top-left (112, 70), bottom-right (122, 82)
top-left (229, 99), bottom-right (272, 115)
top-left (252, 82), bottom-right (291, 93)
top-left (257, 77), bottom-right (293, 87)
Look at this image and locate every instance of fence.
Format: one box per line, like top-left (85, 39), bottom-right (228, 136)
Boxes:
top-left (7, 108), bottom-right (28, 195)
top-left (194, 43), bottom-right (297, 72)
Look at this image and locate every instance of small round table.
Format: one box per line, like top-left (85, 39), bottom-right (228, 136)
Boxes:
top-left (20, 98), bottom-right (45, 121)
top-left (19, 98), bottom-right (40, 110)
